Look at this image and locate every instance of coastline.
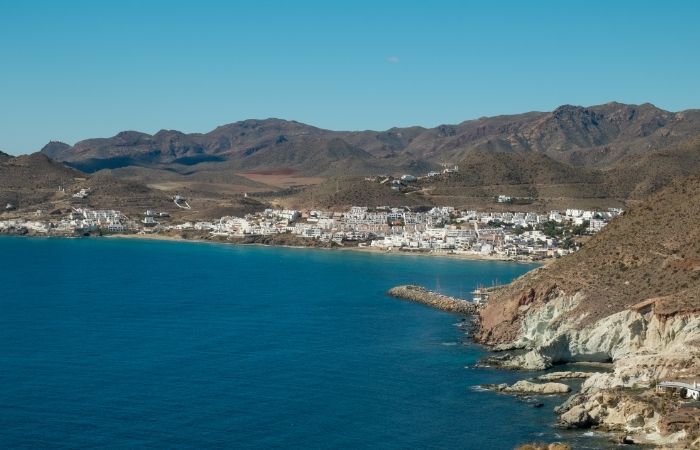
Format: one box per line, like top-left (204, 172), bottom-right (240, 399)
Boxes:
top-left (1, 231), bottom-right (590, 447)
top-left (97, 232), bottom-right (540, 264)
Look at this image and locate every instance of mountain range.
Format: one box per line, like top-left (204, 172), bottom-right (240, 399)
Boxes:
top-left (40, 102), bottom-right (700, 176)
top-left (0, 101), bottom-right (698, 215)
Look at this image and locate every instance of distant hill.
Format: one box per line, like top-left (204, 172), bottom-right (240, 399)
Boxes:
top-left (40, 103), bottom-right (700, 177)
top-left (0, 153), bottom-right (83, 207)
top-left (0, 152), bottom-right (272, 219)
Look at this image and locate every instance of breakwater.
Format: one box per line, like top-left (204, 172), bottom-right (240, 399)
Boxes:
top-left (387, 285), bottom-right (478, 314)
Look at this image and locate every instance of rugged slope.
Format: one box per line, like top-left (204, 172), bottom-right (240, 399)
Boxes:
top-left (475, 173), bottom-right (700, 446)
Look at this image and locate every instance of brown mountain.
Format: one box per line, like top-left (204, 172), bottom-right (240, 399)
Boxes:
top-left (40, 103), bottom-right (700, 177)
top-left (29, 102), bottom-right (700, 211)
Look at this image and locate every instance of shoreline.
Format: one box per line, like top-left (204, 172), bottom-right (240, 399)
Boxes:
top-left (98, 232), bottom-right (541, 264)
top-left (0, 229), bottom-right (538, 264)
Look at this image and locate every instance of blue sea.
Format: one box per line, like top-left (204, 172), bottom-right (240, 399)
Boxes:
top-left (0, 237), bottom-right (613, 449)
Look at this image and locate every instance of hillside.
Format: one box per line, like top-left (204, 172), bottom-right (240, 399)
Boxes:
top-left (603, 137), bottom-right (700, 199)
top-left (418, 152), bottom-right (613, 207)
top-left (478, 173), bottom-right (700, 345)
top-left (284, 139), bottom-right (700, 211)
top-left (277, 177), bottom-right (430, 209)
top-left (40, 103), bottom-right (700, 176)
top-left (0, 153), bottom-right (83, 208)
top-left (0, 153), bottom-right (170, 216)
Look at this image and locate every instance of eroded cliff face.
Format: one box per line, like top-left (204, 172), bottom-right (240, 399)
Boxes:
top-left (477, 287), bottom-right (700, 446)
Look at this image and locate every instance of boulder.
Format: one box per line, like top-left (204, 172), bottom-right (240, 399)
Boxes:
top-left (560, 404), bottom-right (594, 428)
top-left (626, 413), bottom-right (645, 429)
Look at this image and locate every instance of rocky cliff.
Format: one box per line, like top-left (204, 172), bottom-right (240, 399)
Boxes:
top-left (475, 174), bottom-right (700, 447)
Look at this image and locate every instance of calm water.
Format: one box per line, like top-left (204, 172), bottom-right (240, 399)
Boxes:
top-left (0, 237), bottom-right (611, 449)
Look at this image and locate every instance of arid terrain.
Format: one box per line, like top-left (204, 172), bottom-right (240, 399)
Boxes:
top-left (473, 173), bottom-right (700, 447)
top-left (0, 102), bottom-right (687, 216)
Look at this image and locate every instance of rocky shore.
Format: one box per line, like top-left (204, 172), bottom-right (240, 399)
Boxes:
top-left (389, 278), bottom-right (699, 445)
top-left (474, 287), bottom-right (700, 447)
top-left (386, 285), bottom-right (478, 315)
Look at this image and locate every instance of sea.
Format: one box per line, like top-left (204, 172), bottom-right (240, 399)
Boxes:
top-left (0, 236), bottom-right (615, 449)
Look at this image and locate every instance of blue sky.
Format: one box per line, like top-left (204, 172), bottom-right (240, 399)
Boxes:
top-left (1, 0), bottom-right (699, 154)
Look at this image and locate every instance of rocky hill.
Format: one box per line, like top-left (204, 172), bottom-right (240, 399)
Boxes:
top-left (0, 151), bottom-right (277, 222)
top-left (278, 143), bottom-right (700, 211)
top-left (475, 173), bottom-right (700, 446)
top-left (40, 103), bottom-right (700, 176)
top-left (0, 153), bottom-right (83, 208)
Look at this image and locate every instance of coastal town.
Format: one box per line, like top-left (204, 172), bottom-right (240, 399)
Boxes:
top-left (0, 199), bottom-right (623, 261)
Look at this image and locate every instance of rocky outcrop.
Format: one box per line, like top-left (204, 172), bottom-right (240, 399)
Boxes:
top-left (556, 388), bottom-right (694, 446)
top-left (516, 443), bottom-right (572, 450)
top-left (485, 380), bottom-right (571, 395)
top-left (387, 285), bottom-right (478, 314)
top-left (505, 380), bottom-right (571, 394)
top-left (536, 371), bottom-right (593, 382)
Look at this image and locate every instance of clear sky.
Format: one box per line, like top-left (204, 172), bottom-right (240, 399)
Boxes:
top-left (1, 0), bottom-right (699, 155)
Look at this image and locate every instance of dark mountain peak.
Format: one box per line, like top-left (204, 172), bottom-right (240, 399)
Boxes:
top-left (154, 129), bottom-right (186, 136)
top-left (40, 141), bottom-right (71, 158)
top-left (553, 104), bottom-right (585, 113)
top-left (113, 130), bottom-right (152, 145)
top-left (207, 118), bottom-right (322, 138)
top-left (550, 104), bottom-right (594, 120)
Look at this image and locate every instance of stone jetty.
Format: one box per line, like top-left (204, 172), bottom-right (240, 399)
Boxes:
top-left (387, 285), bottom-right (478, 314)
